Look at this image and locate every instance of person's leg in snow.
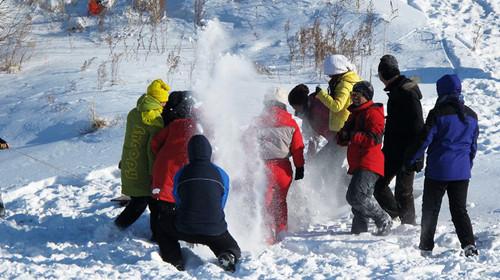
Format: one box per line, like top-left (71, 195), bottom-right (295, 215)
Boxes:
top-left (351, 208), bottom-right (369, 234)
top-left (114, 196), bottom-right (149, 229)
top-left (264, 160), bottom-right (293, 243)
top-left (157, 210), bottom-right (184, 270)
top-left (346, 169), bottom-right (392, 235)
top-left (419, 178), bottom-right (447, 251)
top-left (374, 162), bottom-right (400, 219)
top-left (446, 180), bottom-right (477, 255)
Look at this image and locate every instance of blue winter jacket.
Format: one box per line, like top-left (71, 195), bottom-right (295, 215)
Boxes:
top-left (173, 135), bottom-right (230, 236)
top-left (408, 75), bottom-right (479, 181)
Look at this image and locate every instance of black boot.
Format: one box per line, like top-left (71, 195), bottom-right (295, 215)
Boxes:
top-left (218, 252), bottom-right (236, 272)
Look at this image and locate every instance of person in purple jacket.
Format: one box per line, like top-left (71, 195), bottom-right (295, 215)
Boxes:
top-left (406, 74), bottom-right (479, 257)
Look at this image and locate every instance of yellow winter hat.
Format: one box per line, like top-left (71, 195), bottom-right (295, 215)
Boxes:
top-left (147, 79), bottom-right (170, 103)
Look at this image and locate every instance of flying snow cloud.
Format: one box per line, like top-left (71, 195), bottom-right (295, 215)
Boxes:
top-left (191, 20), bottom-right (271, 252)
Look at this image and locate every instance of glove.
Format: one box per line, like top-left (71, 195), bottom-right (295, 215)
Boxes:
top-left (403, 158), bottom-right (424, 173)
top-left (311, 86), bottom-right (322, 97)
top-left (118, 160), bottom-right (122, 169)
top-left (294, 166), bottom-right (304, 180)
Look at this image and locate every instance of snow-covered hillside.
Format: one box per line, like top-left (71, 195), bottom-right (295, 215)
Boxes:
top-left (0, 0), bottom-right (499, 279)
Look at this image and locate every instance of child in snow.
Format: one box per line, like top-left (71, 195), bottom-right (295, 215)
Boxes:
top-left (406, 74), bottom-right (479, 257)
top-left (115, 79), bottom-right (170, 239)
top-left (337, 81), bottom-right (392, 235)
top-left (150, 91), bottom-right (198, 232)
top-left (158, 135), bottom-right (241, 272)
top-left (254, 87), bottom-right (305, 243)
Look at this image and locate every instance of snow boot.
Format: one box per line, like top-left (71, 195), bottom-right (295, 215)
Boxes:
top-left (218, 252), bottom-right (236, 272)
top-left (420, 249), bottom-right (432, 257)
top-left (463, 244), bottom-right (478, 257)
top-left (375, 219), bottom-right (393, 236)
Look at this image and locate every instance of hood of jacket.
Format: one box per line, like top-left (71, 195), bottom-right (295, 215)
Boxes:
top-left (384, 75), bottom-right (423, 100)
top-left (136, 94), bottom-right (164, 127)
top-left (188, 134), bottom-right (212, 163)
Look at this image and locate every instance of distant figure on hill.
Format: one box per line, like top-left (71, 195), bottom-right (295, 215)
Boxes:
top-left (150, 91), bottom-right (198, 241)
top-left (337, 81), bottom-right (392, 235)
top-left (115, 79), bottom-right (170, 240)
top-left (374, 54), bottom-right (424, 225)
top-left (406, 74), bottom-right (479, 257)
top-left (157, 135), bottom-right (241, 272)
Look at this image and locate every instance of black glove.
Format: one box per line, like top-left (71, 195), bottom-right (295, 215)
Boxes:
top-left (403, 158), bottom-right (424, 173)
top-left (294, 166), bottom-right (304, 180)
top-left (118, 160), bottom-right (122, 169)
top-left (311, 86), bottom-right (322, 97)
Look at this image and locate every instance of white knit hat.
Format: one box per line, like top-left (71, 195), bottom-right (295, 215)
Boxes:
top-left (264, 87), bottom-right (288, 105)
top-left (323, 54), bottom-right (356, 75)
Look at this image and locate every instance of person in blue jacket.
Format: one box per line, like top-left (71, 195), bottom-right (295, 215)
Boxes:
top-left (157, 134), bottom-right (241, 272)
top-left (406, 74), bottom-right (479, 257)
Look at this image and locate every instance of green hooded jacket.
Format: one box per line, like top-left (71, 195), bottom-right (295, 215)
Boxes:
top-left (120, 94), bottom-right (164, 197)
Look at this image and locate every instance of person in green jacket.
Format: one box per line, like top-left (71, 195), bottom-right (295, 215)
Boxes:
top-left (115, 79), bottom-right (170, 241)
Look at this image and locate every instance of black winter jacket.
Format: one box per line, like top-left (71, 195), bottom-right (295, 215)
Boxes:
top-left (173, 135), bottom-right (230, 236)
top-left (383, 75), bottom-right (424, 166)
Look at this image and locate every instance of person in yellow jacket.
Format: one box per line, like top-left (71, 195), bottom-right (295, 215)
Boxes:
top-left (115, 79), bottom-right (170, 241)
top-left (312, 54), bottom-right (361, 206)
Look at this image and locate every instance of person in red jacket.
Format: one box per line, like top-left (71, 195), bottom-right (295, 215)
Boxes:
top-left (337, 81), bottom-right (392, 235)
top-left (253, 88), bottom-right (305, 243)
top-left (151, 91), bottom-right (198, 233)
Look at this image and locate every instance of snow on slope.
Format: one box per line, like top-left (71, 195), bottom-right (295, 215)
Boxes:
top-left (0, 0), bottom-right (499, 279)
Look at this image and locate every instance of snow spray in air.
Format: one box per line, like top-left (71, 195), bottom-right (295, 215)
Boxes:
top-left (191, 20), bottom-right (270, 252)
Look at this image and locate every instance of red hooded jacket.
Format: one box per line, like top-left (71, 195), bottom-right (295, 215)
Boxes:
top-left (151, 118), bottom-right (198, 202)
top-left (338, 101), bottom-right (385, 176)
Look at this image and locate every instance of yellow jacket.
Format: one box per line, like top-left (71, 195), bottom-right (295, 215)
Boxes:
top-left (316, 71), bottom-right (361, 132)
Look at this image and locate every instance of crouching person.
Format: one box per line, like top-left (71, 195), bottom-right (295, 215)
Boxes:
top-left (406, 75), bottom-right (479, 257)
top-left (157, 135), bottom-right (241, 272)
top-left (337, 81), bottom-right (392, 235)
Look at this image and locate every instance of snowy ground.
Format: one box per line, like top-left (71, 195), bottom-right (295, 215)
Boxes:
top-left (0, 0), bottom-right (499, 279)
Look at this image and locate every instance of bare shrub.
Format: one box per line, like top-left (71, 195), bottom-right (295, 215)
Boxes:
top-left (471, 25), bottom-right (482, 51)
top-left (0, 0), bottom-right (35, 73)
top-left (289, 0), bottom-right (376, 75)
top-left (194, 0), bottom-right (207, 28)
top-left (81, 102), bottom-right (108, 134)
top-left (81, 57), bottom-right (97, 71)
top-left (97, 61), bottom-right (107, 90)
top-left (111, 53), bottom-right (123, 85)
top-left (133, 0), bottom-right (165, 24)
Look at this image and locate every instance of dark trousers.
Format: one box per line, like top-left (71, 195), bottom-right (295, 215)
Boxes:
top-left (114, 196), bottom-right (159, 239)
top-left (374, 160), bottom-right (416, 224)
top-left (346, 169), bottom-right (390, 233)
top-left (419, 178), bottom-right (475, 251)
top-left (157, 213), bottom-right (241, 267)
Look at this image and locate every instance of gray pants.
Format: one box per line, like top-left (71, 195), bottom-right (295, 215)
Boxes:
top-left (346, 169), bottom-right (390, 233)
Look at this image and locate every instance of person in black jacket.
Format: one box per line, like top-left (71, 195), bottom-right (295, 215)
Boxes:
top-left (157, 135), bottom-right (241, 272)
top-left (373, 55), bottom-right (424, 225)
top-left (406, 74), bottom-right (479, 257)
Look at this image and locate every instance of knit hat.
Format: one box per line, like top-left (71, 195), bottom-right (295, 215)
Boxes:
top-left (436, 74), bottom-right (461, 97)
top-left (352, 81), bottom-right (374, 101)
top-left (378, 54), bottom-right (400, 80)
top-left (264, 87), bottom-right (289, 105)
top-left (323, 54), bottom-right (355, 76)
top-left (288, 84), bottom-right (309, 106)
top-left (147, 79), bottom-right (170, 103)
